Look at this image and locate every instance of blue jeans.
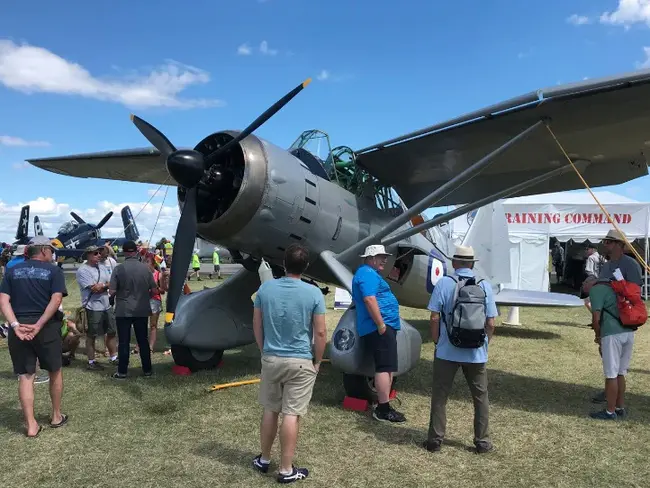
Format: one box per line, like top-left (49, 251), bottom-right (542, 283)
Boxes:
top-left (116, 317), bottom-right (151, 375)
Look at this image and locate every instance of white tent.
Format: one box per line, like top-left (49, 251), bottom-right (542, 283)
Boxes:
top-left (449, 191), bottom-right (650, 295)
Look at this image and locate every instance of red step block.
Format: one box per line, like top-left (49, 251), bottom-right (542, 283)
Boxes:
top-left (172, 365), bottom-right (192, 376)
top-left (342, 396), bottom-right (369, 411)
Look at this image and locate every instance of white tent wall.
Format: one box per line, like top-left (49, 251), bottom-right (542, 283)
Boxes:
top-left (503, 234), bottom-right (550, 291)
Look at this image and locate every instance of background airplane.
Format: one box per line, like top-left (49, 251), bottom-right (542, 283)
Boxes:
top-left (10, 204), bottom-right (140, 261)
top-left (27, 70), bottom-right (650, 399)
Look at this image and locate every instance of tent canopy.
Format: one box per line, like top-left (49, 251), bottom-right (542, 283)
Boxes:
top-left (451, 190), bottom-right (650, 243)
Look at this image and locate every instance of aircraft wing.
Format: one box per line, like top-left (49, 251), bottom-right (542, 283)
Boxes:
top-left (355, 70), bottom-right (650, 207)
top-left (493, 288), bottom-right (584, 307)
top-left (26, 147), bottom-right (177, 186)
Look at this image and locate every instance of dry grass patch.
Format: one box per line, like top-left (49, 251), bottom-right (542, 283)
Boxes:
top-left (1, 275), bottom-right (649, 487)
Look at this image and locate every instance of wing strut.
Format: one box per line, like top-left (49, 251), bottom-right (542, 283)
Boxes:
top-left (381, 160), bottom-right (588, 247)
top-left (336, 120), bottom-right (545, 262)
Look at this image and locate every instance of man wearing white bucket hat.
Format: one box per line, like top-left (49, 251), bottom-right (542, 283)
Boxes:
top-left (425, 244), bottom-right (497, 454)
top-left (351, 244), bottom-right (406, 423)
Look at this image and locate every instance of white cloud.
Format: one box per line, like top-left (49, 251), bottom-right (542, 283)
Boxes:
top-left (0, 39), bottom-right (224, 109)
top-left (567, 14), bottom-right (591, 25)
top-left (259, 41), bottom-right (278, 56)
top-left (315, 69), bottom-right (353, 83)
top-left (635, 46), bottom-right (650, 68)
top-left (0, 196), bottom-right (181, 244)
top-left (0, 135), bottom-right (50, 147)
top-left (317, 70), bottom-right (330, 81)
top-left (600, 0), bottom-right (650, 27)
top-left (237, 43), bottom-right (252, 55)
top-left (12, 161), bottom-right (29, 170)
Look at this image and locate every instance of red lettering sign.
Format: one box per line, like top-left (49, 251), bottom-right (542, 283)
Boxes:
top-left (507, 212), bottom-right (633, 225)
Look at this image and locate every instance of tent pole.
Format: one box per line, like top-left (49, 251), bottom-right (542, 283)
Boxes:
top-left (644, 234), bottom-right (649, 300)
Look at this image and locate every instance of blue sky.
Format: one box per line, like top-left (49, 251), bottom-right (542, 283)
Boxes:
top-left (1, 0), bottom-right (650, 243)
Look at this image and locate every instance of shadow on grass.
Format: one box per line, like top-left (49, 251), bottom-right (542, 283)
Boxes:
top-left (542, 320), bottom-right (591, 329)
top-left (0, 399), bottom-right (26, 435)
top-left (395, 358), bottom-right (650, 422)
top-left (630, 368), bottom-right (650, 375)
top-left (495, 326), bottom-right (561, 341)
top-left (354, 416), bottom-right (474, 453)
top-left (193, 440), bottom-right (258, 469)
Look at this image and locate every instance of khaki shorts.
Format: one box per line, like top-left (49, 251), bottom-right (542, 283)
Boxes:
top-left (259, 355), bottom-right (318, 416)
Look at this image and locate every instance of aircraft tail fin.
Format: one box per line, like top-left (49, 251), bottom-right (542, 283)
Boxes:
top-left (121, 206), bottom-right (140, 242)
top-left (34, 216), bottom-right (44, 236)
top-left (460, 201), bottom-right (511, 286)
top-left (15, 205), bottom-right (30, 241)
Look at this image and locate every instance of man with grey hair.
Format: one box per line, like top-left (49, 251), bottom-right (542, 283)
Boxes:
top-left (0, 236), bottom-right (69, 437)
top-left (76, 245), bottom-right (118, 370)
top-left (351, 244), bottom-right (406, 423)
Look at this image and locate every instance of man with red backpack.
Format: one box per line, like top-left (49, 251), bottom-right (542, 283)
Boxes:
top-left (582, 274), bottom-right (639, 420)
top-left (589, 229), bottom-right (645, 405)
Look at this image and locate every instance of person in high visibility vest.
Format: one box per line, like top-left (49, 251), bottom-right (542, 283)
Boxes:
top-left (209, 247), bottom-right (221, 279)
top-left (164, 240), bottom-right (173, 257)
top-left (188, 250), bottom-right (201, 281)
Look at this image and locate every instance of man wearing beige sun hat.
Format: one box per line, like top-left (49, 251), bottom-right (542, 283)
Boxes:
top-left (597, 229), bottom-right (642, 286)
top-left (425, 244), bottom-right (498, 454)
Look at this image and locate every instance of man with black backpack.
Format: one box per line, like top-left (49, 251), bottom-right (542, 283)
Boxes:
top-left (424, 245), bottom-right (497, 454)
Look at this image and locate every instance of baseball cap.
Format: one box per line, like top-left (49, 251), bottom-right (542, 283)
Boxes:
top-left (29, 236), bottom-right (56, 249)
top-left (123, 240), bottom-right (137, 252)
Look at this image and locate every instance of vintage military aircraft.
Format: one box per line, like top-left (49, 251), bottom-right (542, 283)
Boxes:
top-left (27, 69), bottom-right (650, 399)
top-left (16, 205), bottom-right (140, 261)
top-left (49, 206), bottom-right (141, 260)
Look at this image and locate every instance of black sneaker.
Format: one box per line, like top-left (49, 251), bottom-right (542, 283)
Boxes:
top-left (422, 440), bottom-right (441, 452)
top-left (252, 454), bottom-right (270, 474)
top-left (589, 409), bottom-right (617, 420)
top-left (615, 407), bottom-right (626, 418)
top-left (475, 442), bottom-right (494, 454)
top-left (87, 361), bottom-right (104, 371)
top-left (111, 372), bottom-right (127, 380)
top-left (277, 466), bottom-right (308, 483)
top-left (0, 323), bottom-right (8, 338)
top-left (372, 406), bottom-right (406, 423)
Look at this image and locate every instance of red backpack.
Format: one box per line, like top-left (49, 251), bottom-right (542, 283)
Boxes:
top-left (606, 280), bottom-right (648, 330)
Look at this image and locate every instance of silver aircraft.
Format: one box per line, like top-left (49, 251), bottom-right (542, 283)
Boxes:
top-left (27, 71), bottom-right (650, 400)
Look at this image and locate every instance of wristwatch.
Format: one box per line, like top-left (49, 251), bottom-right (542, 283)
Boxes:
top-left (10, 321), bottom-right (19, 329)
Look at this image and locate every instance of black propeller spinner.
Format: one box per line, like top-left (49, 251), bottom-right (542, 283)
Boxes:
top-left (130, 78), bottom-right (312, 322)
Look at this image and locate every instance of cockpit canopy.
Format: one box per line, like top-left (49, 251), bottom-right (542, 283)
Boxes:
top-left (57, 220), bottom-right (79, 235)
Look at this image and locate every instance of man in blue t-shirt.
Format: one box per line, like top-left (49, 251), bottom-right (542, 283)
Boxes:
top-left (0, 236), bottom-right (69, 437)
top-left (351, 244), bottom-right (405, 423)
top-left (252, 244), bottom-right (327, 483)
top-left (425, 245), bottom-right (497, 454)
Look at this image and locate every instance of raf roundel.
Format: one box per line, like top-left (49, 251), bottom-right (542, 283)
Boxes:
top-left (426, 248), bottom-right (447, 294)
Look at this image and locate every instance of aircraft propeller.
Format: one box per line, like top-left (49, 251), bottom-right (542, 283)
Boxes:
top-left (95, 211), bottom-right (114, 229)
top-left (129, 78), bottom-right (312, 322)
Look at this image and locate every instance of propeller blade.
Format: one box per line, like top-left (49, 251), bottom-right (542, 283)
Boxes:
top-left (130, 114), bottom-right (177, 158)
top-left (165, 187), bottom-right (198, 321)
top-left (203, 78), bottom-right (312, 168)
top-left (95, 211), bottom-right (113, 229)
top-left (70, 211), bottom-right (86, 224)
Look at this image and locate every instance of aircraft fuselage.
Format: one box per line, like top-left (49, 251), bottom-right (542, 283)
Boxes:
top-left (183, 131), bottom-right (443, 310)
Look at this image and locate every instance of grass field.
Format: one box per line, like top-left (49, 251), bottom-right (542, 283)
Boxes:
top-left (1, 274), bottom-right (650, 488)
